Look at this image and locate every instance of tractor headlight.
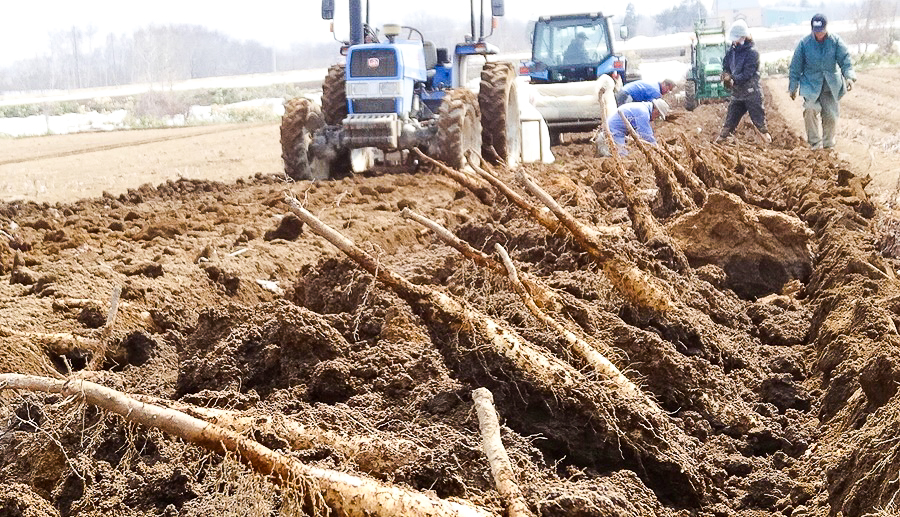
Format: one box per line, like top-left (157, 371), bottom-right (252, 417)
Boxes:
top-left (378, 81), bottom-right (402, 95)
top-left (348, 82), bottom-right (370, 96)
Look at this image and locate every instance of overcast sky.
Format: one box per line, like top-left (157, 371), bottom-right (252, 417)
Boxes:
top-left (0, 0), bottom-right (711, 65)
top-left (1, 0), bottom-right (725, 66)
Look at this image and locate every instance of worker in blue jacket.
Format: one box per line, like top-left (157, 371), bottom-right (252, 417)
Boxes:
top-left (788, 13), bottom-right (856, 149)
top-left (716, 20), bottom-right (772, 144)
top-left (595, 99), bottom-right (669, 156)
top-left (615, 79), bottom-right (676, 106)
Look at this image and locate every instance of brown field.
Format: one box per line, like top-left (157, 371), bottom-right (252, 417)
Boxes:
top-left (2, 67), bottom-right (900, 517)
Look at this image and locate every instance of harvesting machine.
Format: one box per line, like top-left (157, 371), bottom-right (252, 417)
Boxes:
top-left (280, 0), bottom-right (523, 180)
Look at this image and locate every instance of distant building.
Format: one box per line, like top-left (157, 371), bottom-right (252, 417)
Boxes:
top-left (713, 0), bottom-right (817, 28)
top-left (762, 6), bottom-right (819, 27)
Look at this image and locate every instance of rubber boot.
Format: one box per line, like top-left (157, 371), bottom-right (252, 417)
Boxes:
top-left (715, 129), bottom-right (731, 144)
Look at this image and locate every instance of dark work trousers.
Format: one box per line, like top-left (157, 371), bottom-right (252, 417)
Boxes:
top-left (720, 94), bottom-right (767, 136)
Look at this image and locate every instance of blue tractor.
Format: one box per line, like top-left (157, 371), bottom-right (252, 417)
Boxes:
top-left (520, 13), bottom-right (632, 143)
top-left (281, 0), bottom-right (521, 180)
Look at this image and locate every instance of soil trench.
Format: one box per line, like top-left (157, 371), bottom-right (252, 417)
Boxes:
top-left (3, 68), bottom-right (900, 517)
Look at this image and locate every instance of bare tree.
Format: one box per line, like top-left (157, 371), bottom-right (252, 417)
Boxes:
top-left (70, 26), bottom-right (83, 88)
top-left (852, 0), bottom-right (900, 53)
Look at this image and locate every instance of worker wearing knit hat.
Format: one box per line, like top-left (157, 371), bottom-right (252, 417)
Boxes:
top-left (716, 19), bottom-right (772, 144)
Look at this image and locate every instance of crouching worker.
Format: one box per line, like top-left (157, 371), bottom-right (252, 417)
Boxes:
top-left (716, 20), bottom-right (772, 144)
top-left (615, 79), bottom-right (676, 106)
top-left (595, 99), bottom-right (670, 156)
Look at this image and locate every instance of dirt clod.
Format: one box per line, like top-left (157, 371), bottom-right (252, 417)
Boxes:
top-left (263, 212), bottom-right (304, 241)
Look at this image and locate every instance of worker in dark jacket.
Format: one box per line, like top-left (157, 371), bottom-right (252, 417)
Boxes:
top-left (716, 20), bottom-right (772, 144)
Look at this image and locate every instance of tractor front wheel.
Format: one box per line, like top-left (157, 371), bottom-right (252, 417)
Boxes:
top-left (280, 98), bottom-right (334, 181)
top-left (432, 89), bottom-right (482, 169)
top-left (684, 79), bottom-right (697, 111)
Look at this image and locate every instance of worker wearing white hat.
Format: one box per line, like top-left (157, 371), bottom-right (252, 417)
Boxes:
top-left (595, 99), bottom-right (670, 156)
top-left (716, 20), bottom-right (772, 144)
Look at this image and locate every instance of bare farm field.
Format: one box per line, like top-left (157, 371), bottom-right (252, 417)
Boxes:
top-left (3, 67), bottom-right (900, 517)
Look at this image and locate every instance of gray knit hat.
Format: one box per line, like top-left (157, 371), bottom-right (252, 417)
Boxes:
top-left (729, 20), bottom-right (749, 42)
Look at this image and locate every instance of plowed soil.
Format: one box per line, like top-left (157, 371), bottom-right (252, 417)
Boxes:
top-left (2, 68), bottom-right (900, 517)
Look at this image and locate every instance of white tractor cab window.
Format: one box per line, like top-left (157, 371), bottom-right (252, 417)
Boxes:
top-left (534, 21), bottom-right (611, 66)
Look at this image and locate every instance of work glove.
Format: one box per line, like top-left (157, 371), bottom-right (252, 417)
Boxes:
top-left (722, 72), bottom-right (734, 90)
top-left (789, 90), bottom-right (797, 100)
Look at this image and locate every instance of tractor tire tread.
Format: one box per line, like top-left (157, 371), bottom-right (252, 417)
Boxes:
top-left (433, 89), bottom-right (482, 169)
top-left (478, 61), bottom-right (521, 167)
top-left (280, 98), bottom-right (323, 181)
top-left (685, 79), bottom-right (697, 112)
top-left (322, 64), bottom-right (348, 125)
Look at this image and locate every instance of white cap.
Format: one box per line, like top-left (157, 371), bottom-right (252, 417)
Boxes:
top-left (652, 98), bottom-right (670, 120)
top-left (729, 20), bottom-right (749, 42)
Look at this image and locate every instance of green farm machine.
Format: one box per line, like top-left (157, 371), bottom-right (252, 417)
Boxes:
top-left (684, 21), bottom-right (730, 111)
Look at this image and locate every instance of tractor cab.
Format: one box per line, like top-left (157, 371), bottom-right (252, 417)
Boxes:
top-left (523, 13), bottom-right (626, 84)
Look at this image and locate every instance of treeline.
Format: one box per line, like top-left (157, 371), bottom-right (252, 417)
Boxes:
top-left (627, 0), bottom-right (861, 35)
top-left (0, 19), bottom-right (536, 93)
top-left (0, 24), bottom-right (343, 93)
top-left (654, 0), bottom-right (709, 33)
top-left (0, 1), bottom-right (878, 94)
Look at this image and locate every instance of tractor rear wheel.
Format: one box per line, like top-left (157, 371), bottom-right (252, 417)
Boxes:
top-left (280, 98), bottom-right (333, 181)
top-left (322, 64), bottom-right (348, 125)
top-left (684, 79), bottom-right (697, 111)
top-left (479, 62), bottom-right (521, 167)
top-left (432, 89), bottom-right (482, 169)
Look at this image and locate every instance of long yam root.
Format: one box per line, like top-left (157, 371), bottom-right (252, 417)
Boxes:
top-left (600, 105), bottom-right (662, 243)
top-left (401, 206), bottom-right (560, 310)
top-left (0, 373), bottom-right (493, 517)
top-left (515, 171), bottom-right (674, 313)
top-left (472, 387), bottom-right (535, 517)
top-left (494, 243), bottom-right (655, 407)
top-left (617, 110), bottom-right (694, 215)
top-left (413, 147), bottom-right (494, 206)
